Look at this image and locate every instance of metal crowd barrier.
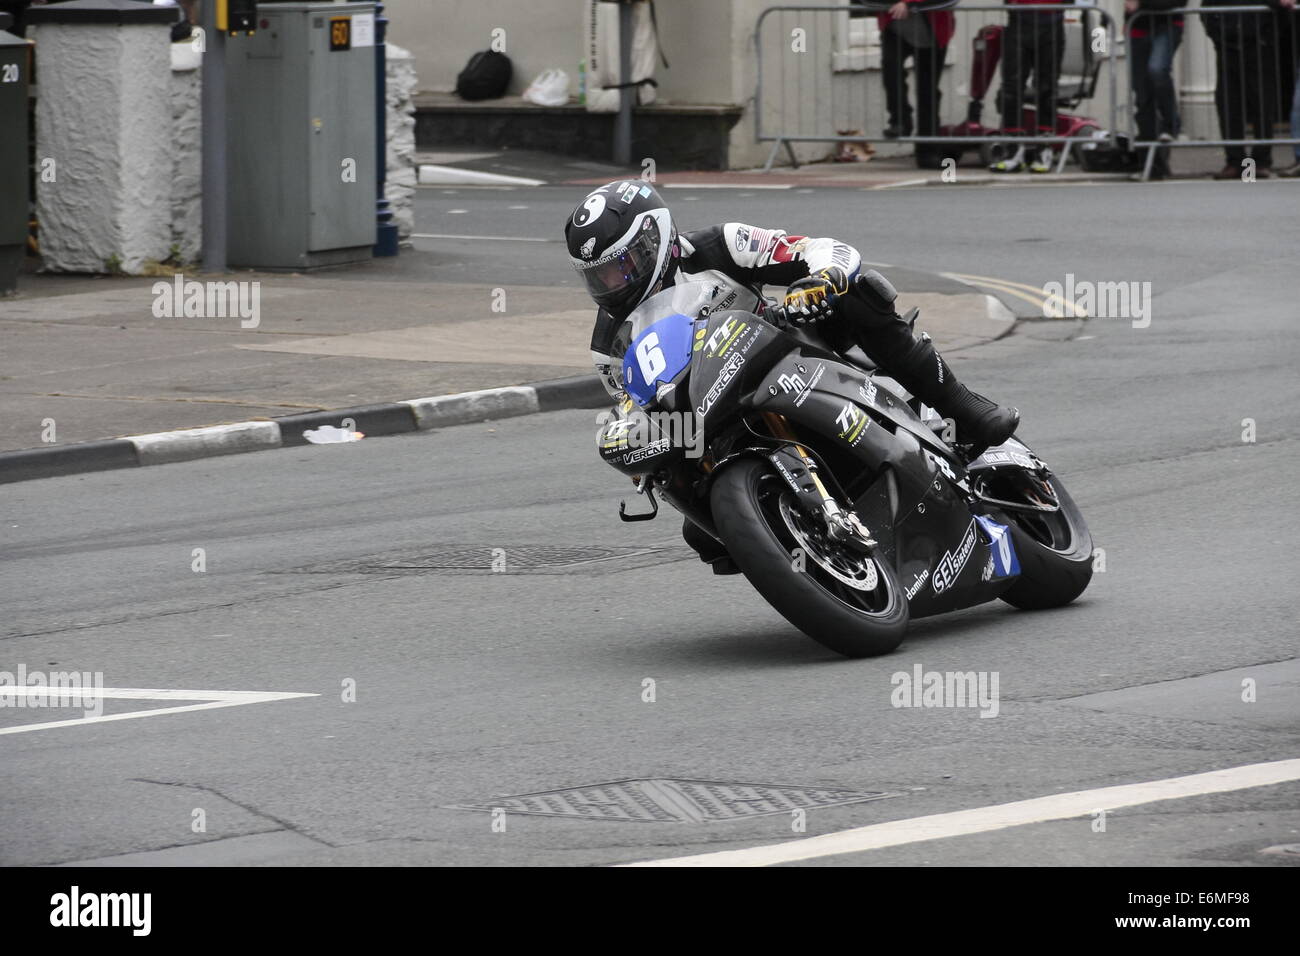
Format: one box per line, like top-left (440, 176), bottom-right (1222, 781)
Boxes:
top-left (1123, 6), bottom-right (1300, 180)
top-left (754, 2), bottom-right (1119, 173)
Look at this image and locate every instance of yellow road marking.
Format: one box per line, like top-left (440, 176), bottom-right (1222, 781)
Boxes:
top-left (942, 271), bottom-right (1087, 318)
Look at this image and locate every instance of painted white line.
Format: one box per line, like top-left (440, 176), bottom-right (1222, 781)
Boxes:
top-left (871, 177), bottom-right (932, 189)
top-left (417, 164), bottom-right (544, 187)
top-left (623, 758), bottom-right (1300, 867)
top-left (661, 183), bottom-right (793, 190)
top-left (410, 233), bottom-right (556, 243)
top-left (0, 686), bottom-right (318, 737)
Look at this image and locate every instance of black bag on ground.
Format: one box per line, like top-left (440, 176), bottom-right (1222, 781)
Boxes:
top-left (456, 50), bottom-right (512, 101)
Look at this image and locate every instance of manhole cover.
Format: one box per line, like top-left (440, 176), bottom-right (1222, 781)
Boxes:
top-left (450, 778), bottom-right (901, 823)
top-left (285, 545), bottom-right (693, 577)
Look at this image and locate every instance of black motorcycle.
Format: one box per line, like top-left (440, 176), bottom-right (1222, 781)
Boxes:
top-left (599, 276), bottom-right (1093, 657)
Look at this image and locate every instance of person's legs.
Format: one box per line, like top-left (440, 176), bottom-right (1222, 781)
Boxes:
top-left (882, 29), bottom-right (914, 136)
top-left (1031, 15), bottom-right (1063, 134)
top-left (913, 26), bottom-right (944, 167)
top-left (1131, 34), bottom-right (1157, 142)
top-left (1290, 55), bottom-right (1300, 167)
top-left (991, 14), bottom-right (1033, 170)
top-left (1215, 33), bottom-right (1248, 169)
top-left (838, 272), bottom-right (1019, 452)
top-left (1248, 37), bottom-right (1278, 170)
top-left (998, 14), bottom-right (1031, 132)
top-left (1147, 22), bottom-right (1183, 138)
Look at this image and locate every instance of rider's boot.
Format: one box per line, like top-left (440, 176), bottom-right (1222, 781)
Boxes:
top-left (840, 271), bottom-right (1020, 453)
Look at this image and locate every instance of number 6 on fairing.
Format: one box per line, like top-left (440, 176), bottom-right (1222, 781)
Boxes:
top-left (636, 333), bottom-right (667, 383)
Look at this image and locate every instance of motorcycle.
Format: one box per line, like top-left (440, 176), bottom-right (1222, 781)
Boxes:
top-left (598, 276), bottom-right (1093, 658)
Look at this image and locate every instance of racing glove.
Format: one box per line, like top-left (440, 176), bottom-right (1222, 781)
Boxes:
top-left (782, 266), bottom-right (850, 324)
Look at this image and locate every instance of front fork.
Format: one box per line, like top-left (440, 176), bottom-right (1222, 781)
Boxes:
top-left (763, 414), bottom-right (875, 553)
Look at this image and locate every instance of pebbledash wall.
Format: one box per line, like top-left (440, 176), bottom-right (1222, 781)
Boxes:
top-left (34, 27), bottom-right (416, 274)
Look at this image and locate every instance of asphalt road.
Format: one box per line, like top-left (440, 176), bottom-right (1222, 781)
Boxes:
top-left (2, 180), bottom-right (1298, 867)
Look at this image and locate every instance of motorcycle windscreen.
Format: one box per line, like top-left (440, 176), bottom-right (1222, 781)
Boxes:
top-left (622, 314), bottom-right (694, 406)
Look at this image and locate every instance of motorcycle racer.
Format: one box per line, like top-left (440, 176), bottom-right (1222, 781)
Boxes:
top-left (565, 179), bottom-right (1019, 570)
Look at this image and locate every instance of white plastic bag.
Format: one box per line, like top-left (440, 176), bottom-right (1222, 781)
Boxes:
top-left (584, 0), bottom-right (659, 113)
top-left (522, 68), bottom-right (571, 107)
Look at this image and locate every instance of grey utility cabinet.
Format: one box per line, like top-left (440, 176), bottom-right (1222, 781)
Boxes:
top-left (226, 2), bottom-right (376, 269)
top-left (0, 18), bottom-right (28, 294)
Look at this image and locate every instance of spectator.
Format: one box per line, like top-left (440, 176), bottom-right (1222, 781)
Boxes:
top-left (1205, 0), bottom-right (1287, 179)
top-left (989, 0), bottom-right (1068, 174)
top-left (876, 0), bottom-right (955, 169)
top-left (1281, 0), bottom-right (1300, 176)
top-left (1125, 0), bottom-right (1184, 180)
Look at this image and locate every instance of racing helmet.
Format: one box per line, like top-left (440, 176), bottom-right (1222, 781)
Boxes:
top-left (565, 180), bottom-right (678, 319)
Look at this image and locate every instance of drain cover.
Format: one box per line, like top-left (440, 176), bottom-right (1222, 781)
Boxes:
top-left (287, 545), bottom-right (693, 577)
top-left (451, 778), bottom-right (901, 823)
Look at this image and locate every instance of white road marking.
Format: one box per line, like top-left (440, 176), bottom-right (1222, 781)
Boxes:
top-left (446, 209), bottom-right (468, 214)
top-left (0, 686), bottom-right (318, 736)
top-left (623, 758), bottom-right (1300, 867)
top-left (872, 178), bottom-right (932, 190)
top-left (661, 183), bottom-right (793, 190)
top-left (410, 233), bottom-right (557, 243)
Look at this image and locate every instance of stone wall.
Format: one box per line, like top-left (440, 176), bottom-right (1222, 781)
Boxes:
top-left (170, 41), bottom-right (202, 265)
top-left (386, 42), bottom-right (417, 241)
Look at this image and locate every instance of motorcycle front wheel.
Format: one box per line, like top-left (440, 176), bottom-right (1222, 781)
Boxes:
top-left (711, 457), bottom-right (908, 658)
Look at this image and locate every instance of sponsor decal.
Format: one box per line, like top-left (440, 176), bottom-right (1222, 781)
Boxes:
top-left (771, 455), bottom-right (802, 492)
top-left (572, 193), bottom-right (607, 226)
top-left (580, 237), bottom-right (596, 259)
top-left (738, 324), bottom-right (764, 355)
top-left (734, 226), bottom-right (750, 251)
top-left (978, 449), bottom-right (1038, 470)
top-left (975, 515), bottom-right (1021, 578)
top-left (617, 181), bottom-right (639, 203)
top-left (829, 242), bottom-right (855, 272)
top-left (859, 379), bottom-right (877, 406)
top-left (777, 372), bottom-right (806, 394)
top-left (835, 401), bottom-right (869, 446)
top-left (639, 184), bottom-right (652, 198)
top-left (936, 354), bottom-right (945, 384)
top-left (981, 557), bottom-right (994, 582)
top-left (623, 438), bottom-right (671, 465)
top-left (704, 317), bottom-right (748, 357)
top-left (932, 519), bottom-right (978, 594)
top-left (777, 363), bottom-right (823, 407)
top-left (772, 236), bottom-right (808, 264)
top-left (905, 568), bottom-right (930, 600)
top-left (696, 352), bottom-right (745, 419)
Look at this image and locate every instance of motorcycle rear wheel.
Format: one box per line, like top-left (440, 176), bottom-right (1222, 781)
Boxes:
top-left (711, 457), bottom-right (908, 658)
top-left (995, 473), bottom-right (1094, 610)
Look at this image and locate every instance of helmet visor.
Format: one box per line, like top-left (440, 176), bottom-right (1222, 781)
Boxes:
top-left (572, 225), bottom-right (663, 310)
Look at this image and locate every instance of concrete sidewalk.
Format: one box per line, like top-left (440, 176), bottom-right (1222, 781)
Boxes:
top-left (419, 143), bottom-right (1271, 189)
top-left (0, 251), bottom-right (1013, 459)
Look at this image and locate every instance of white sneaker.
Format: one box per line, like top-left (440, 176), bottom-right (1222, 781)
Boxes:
top-left (989, 146), bottom-right (1026, 173)
top-left (1029, 147), bottom-right (1054, 173)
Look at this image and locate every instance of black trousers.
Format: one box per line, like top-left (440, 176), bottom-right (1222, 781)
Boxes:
top-left (998, 11), bottom-right (1065, 134)
top-left (1208, 25), bottom-right (1280, 168)
top-left (881, 21), bottom-right (947, 140)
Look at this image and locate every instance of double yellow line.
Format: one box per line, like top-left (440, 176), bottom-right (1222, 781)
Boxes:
top-left (942, 272), bottom-right (1087, 319)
